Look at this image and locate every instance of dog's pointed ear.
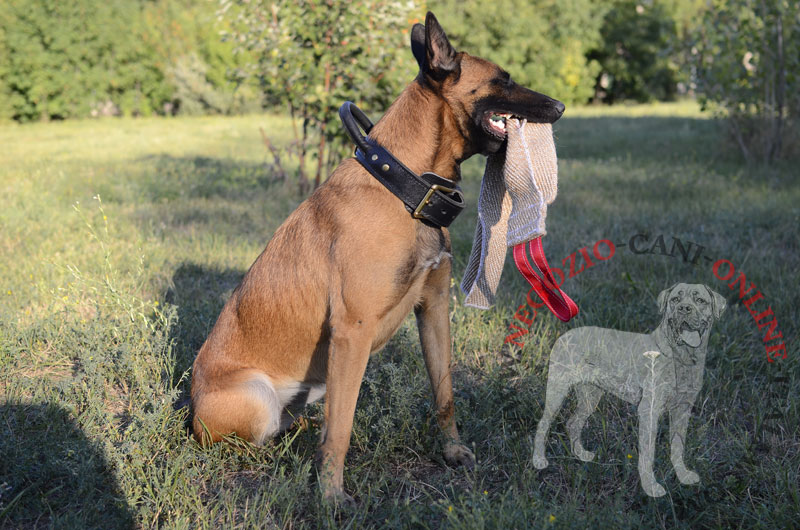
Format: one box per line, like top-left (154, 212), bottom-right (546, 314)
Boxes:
top-left (704, 285), bottom-right (727, 319)
top-left (657, 284), bottom-right (679, 315)
top-left (411, 23), bottom-right (426, 70)
top-left (423, 12), bottom-right (458, 76)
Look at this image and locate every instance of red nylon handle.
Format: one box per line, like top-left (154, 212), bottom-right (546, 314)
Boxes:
top-left (512, 238), bottom-right (579, 322)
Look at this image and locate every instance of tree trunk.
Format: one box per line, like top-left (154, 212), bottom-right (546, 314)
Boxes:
top-left (315, 122), bottom-right (326, 190)
top-left (314, 64), bottom-right (332, 189)
top-left (325, 139), bottom-right (338, 178)
top-left (299, 113), bottom-right (309, 195)
top-left (730, 116), bottom-right (752, 164)
top-left (259, 127), bottom-right (287, 181)
top-left (769, 12), bottom-right (785, 162)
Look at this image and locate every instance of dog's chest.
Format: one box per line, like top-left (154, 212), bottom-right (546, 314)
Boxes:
top-left (415, 226), bottom-right (451, 271)
top-left (419, 248), bottom-right (452, 270)
top-left (393, 226), bottom-right (451, 286)
top-left (673, 360), bottom-right (703, 397)
top-left (370, 228), bottom-right (450, 354)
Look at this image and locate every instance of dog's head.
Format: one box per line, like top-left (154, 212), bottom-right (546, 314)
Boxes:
top-left (410, 12), bottom-right (565, 156)
top-left (657, 283), bottom-right (726, 360)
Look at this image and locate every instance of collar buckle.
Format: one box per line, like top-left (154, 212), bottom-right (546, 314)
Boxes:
top-left (412, 183), bottom-right (456, 219)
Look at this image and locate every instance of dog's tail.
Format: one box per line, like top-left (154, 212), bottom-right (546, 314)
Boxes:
top-left (192, 370), bottom-right (282, 446)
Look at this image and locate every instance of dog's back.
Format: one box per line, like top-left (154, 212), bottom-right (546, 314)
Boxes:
top-left (552, 326), bottom-right (657, 365)
top-left (549, 326), bottom-right (660, 402)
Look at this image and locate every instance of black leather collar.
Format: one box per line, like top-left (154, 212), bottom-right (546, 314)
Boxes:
top-left (339, 101), bottom-right (465, 228)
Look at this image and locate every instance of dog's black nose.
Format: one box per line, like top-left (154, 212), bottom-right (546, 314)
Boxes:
top-left (553, 101), bottom-right (565, 116)
top-left (678, 304), bottom-right (693, 313)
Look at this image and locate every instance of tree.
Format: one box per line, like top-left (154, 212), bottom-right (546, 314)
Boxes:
top-left (693, 0), bottom-right (799, 163)
top-left (220, 0), bottom-right (424, 192)
top-left (588, 1), bottom-right (681, 103)
top-left (0, 0), bottom-right (170, 121)
top-left (141, 0), bottom-right (261, 116)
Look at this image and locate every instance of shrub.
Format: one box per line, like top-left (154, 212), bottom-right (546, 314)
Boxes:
top-left (219, 0), bottom-right (424, 192)
top-left (588, 1), bottom-right (681, 103)
top-left (693, 0), bottom-right (799, 163)
top-left (0, 0), bottom-right (170, 121)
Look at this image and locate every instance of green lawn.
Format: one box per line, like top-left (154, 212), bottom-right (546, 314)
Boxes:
top-left (1, 102), bottom-right (798, 528)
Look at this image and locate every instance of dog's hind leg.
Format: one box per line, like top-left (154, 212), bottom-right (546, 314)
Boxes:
top-left (532, 372), bottom-right (572, 469)
top-left (567, 383), bottom-right (602, 462)
top-left (192, 371), bottom-right (282, 446)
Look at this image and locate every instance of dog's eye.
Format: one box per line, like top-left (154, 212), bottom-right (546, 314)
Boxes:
top-left (491, 72), bottom-right (513, 88)
top-left (696, 298), bottom-right (708, 305)
top-left (671, 297), bottom-right (680, 303)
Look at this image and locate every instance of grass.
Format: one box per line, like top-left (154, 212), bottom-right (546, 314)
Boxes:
top-left (0, 101), bottom-right (798, 528)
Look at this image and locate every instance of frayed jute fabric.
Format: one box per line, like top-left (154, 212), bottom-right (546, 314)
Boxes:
top-left (461, 119), bottom-right (558, 309)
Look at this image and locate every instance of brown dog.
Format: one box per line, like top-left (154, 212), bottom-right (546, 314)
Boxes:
top-left (190, 11), bottom-right (565, 502)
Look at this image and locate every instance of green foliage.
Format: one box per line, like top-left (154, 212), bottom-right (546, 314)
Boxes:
top-left (693, 0), bottom-right (800, 162)
top-left (0, 0), bottom-right (738, 125)
top-left (220, 0), bottom-right (424, 190)
top-left (0, 0), bottom-right (256, 121)
top-left (0, 0), bottom-right (170, 121)
top-left (142, 0), bottom-right (262, 115)
top-left (168, 53), bottom-right (237, 115)
top-left (430, 0), bottom-right (608, 105)
top-left (221, 0), bottom-right (421, 120)
top-left (588, 1), bottom-right (681, 103)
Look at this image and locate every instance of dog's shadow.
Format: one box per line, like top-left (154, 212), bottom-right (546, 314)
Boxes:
top-left (0, 402), bottom-right (134, 528)
top-left (165, 262), bottom-right (245, 402)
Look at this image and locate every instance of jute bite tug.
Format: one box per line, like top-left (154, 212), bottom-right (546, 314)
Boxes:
top-left (190, 12), bottom-right (567, 503)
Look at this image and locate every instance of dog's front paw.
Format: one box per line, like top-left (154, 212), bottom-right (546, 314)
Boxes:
top-left (573, 446), bottom-right (595, 462)
top-left (322, 487), bottom-right (356, 508)
top-left (444, 442), bottom-right (475, 470)
top-left (677, 469), bottom-right (700, 485)
top-left (532, 454), bottom-right (549, 469)
top-left (642, 481), bottom-right (666, 498)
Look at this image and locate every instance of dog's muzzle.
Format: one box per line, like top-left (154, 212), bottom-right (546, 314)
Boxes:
top-left (670, 316), bottom-right (708, 348)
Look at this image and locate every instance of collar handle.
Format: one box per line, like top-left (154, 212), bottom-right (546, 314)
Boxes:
top-left (339, 101), bottom-right (374, 154)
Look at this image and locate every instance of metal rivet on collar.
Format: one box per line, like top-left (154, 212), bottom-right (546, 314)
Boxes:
top-left (371, 154), bottom-right (378, 161)
top-left (381, 164), bottom-right (390, 171)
